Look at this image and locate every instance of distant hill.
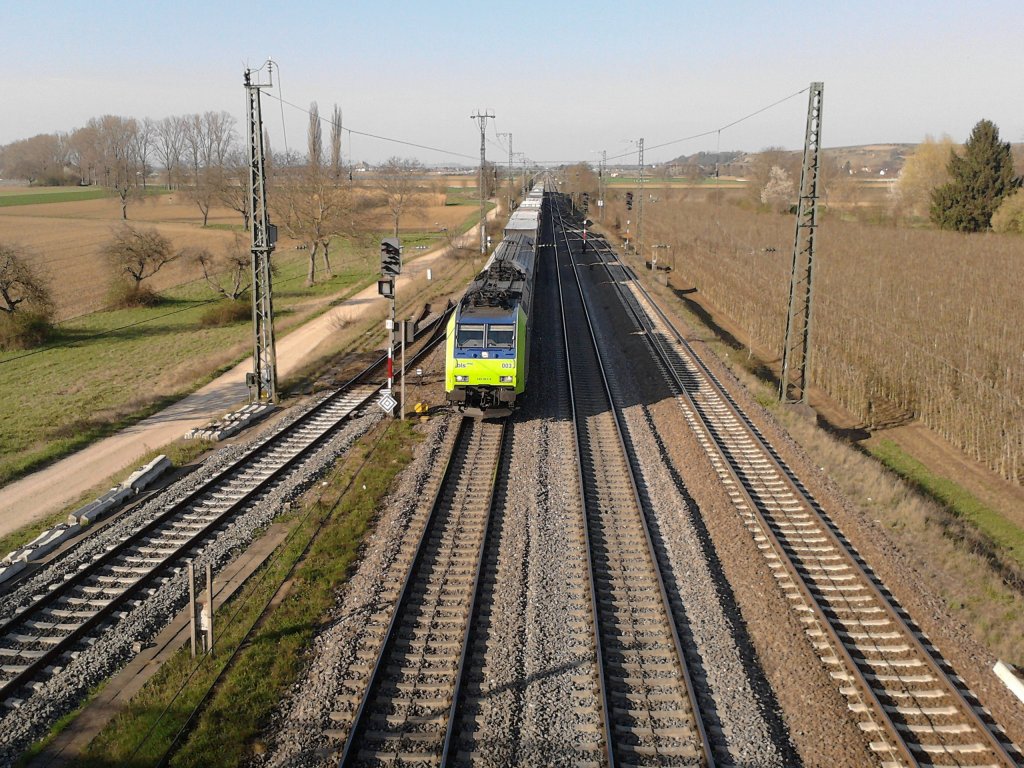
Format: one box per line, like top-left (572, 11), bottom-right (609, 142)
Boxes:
top-left (662, 144), bottom-right (917, 178)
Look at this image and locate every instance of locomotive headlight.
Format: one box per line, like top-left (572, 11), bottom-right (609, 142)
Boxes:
top-left (455, 375), bottom-right (469, 383)
top-left (499, 375), bottom-right (513, 383)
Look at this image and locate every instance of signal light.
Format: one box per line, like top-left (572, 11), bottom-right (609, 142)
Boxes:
top-left (380, 238), bottom-right (402, 276)
top-left (626, 191), bottom-right (634, 211)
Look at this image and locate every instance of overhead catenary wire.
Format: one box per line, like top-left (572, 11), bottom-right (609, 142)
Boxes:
top-left (527, 87), bottom-right (811, 166)
top-left (261, 91), bottom-right (476, 161)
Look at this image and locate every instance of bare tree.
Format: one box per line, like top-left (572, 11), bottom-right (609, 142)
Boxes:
top-left (308, 101), bottom-right (323, 171)
top-left (217, 149), bottom-right (251, 230)
top-left (132, 118), bottom-right (155, 189)
top-left (189, 234), bottom-right (251, 300)
top-left (0, 134), bottom-right (67, 184)
top-left (155, 116), bottom-right (186, 189)
top-left (204, 111), bottom-right (237, 168)
top-left (330, 104), bottom-right (343, 181)
top-left (0, 243), bottom-right (52, 314)
top-left (275, 174), bottom-right (352, 284)
top-left (181, 113), bottom-right (204, 182)
top-left (67, 123), bottom-right (101, 185)
top-left (186, 165), bottom-right (226, 226)
top-left (87, 115), bottom-right (144, 219)
top-left (375, 156), bottom-right (425, 237)
top-left (563, 161), bottom-right (599, 210)
top-left (102, 225), bottom-right (177, 302)
top-left (272, 102), bottom-right (355, 284)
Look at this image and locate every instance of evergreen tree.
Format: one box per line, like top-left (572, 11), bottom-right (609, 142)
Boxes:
top-left (930, 119), bottom-right (1022, 232)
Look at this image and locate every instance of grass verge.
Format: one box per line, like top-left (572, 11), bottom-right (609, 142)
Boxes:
top-left (0, 188), bottom-right (113, 206)
top-left (0, 250), bottom-right (371, 487)
top-left (869, 439), bottom-right (1024, 572)
top-left (74, 419), bottom-right (420, 767)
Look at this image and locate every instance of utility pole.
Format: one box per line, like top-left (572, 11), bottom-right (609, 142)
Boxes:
top-left (599, 150), bottom-right (607, 222)
top-left (244, 64), bottom-right (278, 403)
top-left (636, 138), bottom-right (645, 257)
top-left (470, 110), bottom-right (494, 254)
top-left (499, 132), bottom-right (513, 212)
top-left (780, 82), bottom-right (824, 405)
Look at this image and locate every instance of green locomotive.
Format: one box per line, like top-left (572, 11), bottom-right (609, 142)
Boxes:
top-left (445, 186), bottom-right (544, 415)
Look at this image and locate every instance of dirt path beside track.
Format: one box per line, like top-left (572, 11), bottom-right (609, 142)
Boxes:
top-left (0, 209), bottom-right (498, 540)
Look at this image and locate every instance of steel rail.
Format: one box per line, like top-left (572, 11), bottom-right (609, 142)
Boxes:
top-left (549, 196), bottom-right (615, 768)
top-left (588, 235), bottom-right (1020, 768)
top-left (0, 308), bottom-right (452, 706)
top-left (439, 419), bottom-right (508, 766)
top-left (552, 196), bottom-right (714, 767)
top-left (338, 416), bottom-right (506, 767)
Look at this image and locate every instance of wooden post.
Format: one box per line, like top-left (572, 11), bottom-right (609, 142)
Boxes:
top-left (205, 562), bottom-right (214, 656)
top-left (188, 560), bottom-right (197, 658)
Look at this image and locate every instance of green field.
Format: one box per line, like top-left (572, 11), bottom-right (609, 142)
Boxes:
top-left (0, 243), bottom-right (377, 485)
top-left (0, 187), bottom-right (114, 206)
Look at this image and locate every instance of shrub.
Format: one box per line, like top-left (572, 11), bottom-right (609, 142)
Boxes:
top-left (992, 189), bottom-right (1024, 234)
top-left (199, 299), bottom-right (250, 327)
top-left (0, 310), bottom-right (53, 351)
top-left (106, 280), bottom-right (159, 309)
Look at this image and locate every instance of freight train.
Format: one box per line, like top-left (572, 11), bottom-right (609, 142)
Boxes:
top-left (444, 184), bottom-right (545, 416)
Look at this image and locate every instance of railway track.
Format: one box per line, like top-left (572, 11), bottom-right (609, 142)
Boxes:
top-left (552, 197), bottom-right (713, 767)
top-left (335, 416), bottom-right (506, 767)
top-left (0, 311), bottom-right (450, 712)
top-left (583, 225), bottom-right (1022, 768)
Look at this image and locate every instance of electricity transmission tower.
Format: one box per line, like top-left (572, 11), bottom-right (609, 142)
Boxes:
top-left (244, 65), bottom-right (278, 403)
top-left (470, 110), bottom-right (494, 254)
top-left (780, 82), bottom-right (824, 405)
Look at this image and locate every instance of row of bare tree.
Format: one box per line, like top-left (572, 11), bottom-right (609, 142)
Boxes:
top-left (0, 112), bottom-right (242, 221)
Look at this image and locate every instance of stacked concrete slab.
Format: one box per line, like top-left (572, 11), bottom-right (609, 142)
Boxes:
top-left (0, 455), bottom-right (171, 587)
top-left (184, 403), bottom-right (275, 442)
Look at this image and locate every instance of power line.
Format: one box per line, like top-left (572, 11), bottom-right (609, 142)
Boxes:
top-left (601, 86), bottom-right (810, 163)
top-left (261, 91), bottom-right (476, 161)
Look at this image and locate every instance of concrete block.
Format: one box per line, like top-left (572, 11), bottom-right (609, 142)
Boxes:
top-left (0, 560), bottom-right (27, 585)
top-left (995, 660), bottom-right (1024, 704)
top-left (124, 455), bottom-right (171, 492)
top-left (9, 547), bottom-right (35, 564)
top-left (22, 524), bottom-right (81, 562)
top-left (79, 490), bottom-right (122, 525)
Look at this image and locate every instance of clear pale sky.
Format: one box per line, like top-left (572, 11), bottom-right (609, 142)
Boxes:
top-left (5, 0), bottom-right (1023, 165)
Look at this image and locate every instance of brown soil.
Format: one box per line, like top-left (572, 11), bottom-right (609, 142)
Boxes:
top-left (0, 188), bottom-right (483, 322)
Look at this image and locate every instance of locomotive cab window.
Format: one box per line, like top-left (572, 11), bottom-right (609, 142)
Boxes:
top-left (487, 324), bottom-right (515, 349)
top-left (456, 324), bottom-right (485, 348)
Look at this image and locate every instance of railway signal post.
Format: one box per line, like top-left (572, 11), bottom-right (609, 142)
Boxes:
top-left (380, 238), bottom-right (402, 417)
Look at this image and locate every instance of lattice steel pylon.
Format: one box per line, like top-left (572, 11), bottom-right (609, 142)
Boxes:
top-left (779, 82), bottom-right (824, 405)
top-left (470, 110), bottom-right (494, 254)
top-left (245, 65), bottom-right (278, 403)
